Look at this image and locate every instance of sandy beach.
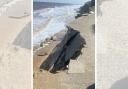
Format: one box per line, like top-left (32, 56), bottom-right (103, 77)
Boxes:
top-left (33, 8), bottom-right (95, 89)
top-left (0, 0), bottom-right (31, 89)
top-left (97, 0), bottom-right (128, 89)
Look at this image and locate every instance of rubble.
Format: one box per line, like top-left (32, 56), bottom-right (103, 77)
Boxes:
top-left (75, 0), bottom-right (95, 19)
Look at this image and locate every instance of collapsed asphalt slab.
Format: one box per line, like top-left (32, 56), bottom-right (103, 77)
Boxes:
top-left (40, 26), bottom-right (86, 73)
top-left (33, 13), bottom-right (95, 89)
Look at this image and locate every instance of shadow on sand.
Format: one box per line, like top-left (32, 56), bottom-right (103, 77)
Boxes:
top-left (92, 24), bottom-right (95, 34)
top-left (110, 77), bottom-right (128, 89)
top-left (87, 83), bottom-right (95, 89)
top-left (13, 22), bottom-right (31, 49)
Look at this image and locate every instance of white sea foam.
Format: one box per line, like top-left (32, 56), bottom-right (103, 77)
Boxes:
top-left (33, 1), bottom-right (90, 46)
top-left (33, 5), bottom-right (81, 29)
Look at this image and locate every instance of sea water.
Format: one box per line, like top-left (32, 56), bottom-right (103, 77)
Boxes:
top-left (33, 0), bottom-right (90, 46)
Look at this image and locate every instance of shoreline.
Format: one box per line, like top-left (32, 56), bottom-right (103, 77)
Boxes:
top-left (33, 11), bottom-right (95, 89)
top-left (33, 1), bottom-right (94, 50)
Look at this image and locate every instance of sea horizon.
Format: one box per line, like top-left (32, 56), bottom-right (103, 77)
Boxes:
top-left (33, 0), bottom-right (91, 5)
top-left (33, 2), bottom-right (74, 11)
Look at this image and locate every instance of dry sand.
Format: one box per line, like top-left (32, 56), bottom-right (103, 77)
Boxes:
top-left (0, 0), bottom-right (31, 89)
top-left (33, 12), bottom-right (95, 89)
top-left (97, 0), bottom-right (128, 89)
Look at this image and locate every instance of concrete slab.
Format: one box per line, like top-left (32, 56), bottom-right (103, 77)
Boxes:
top-left (68, 60), bottom-right (85, 73)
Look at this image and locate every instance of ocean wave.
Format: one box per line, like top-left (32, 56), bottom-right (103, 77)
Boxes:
top-left (33, 5), bottom-right (81, 30)
top-left (33, 4), bottom-right (83, 46)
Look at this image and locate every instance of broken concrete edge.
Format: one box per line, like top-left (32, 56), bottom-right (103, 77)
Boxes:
top-left (67, 60), bottom-right (85, 74)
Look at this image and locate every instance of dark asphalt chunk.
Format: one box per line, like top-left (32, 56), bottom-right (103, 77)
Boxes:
top-left (40, 26), bottom-right (85, 73)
